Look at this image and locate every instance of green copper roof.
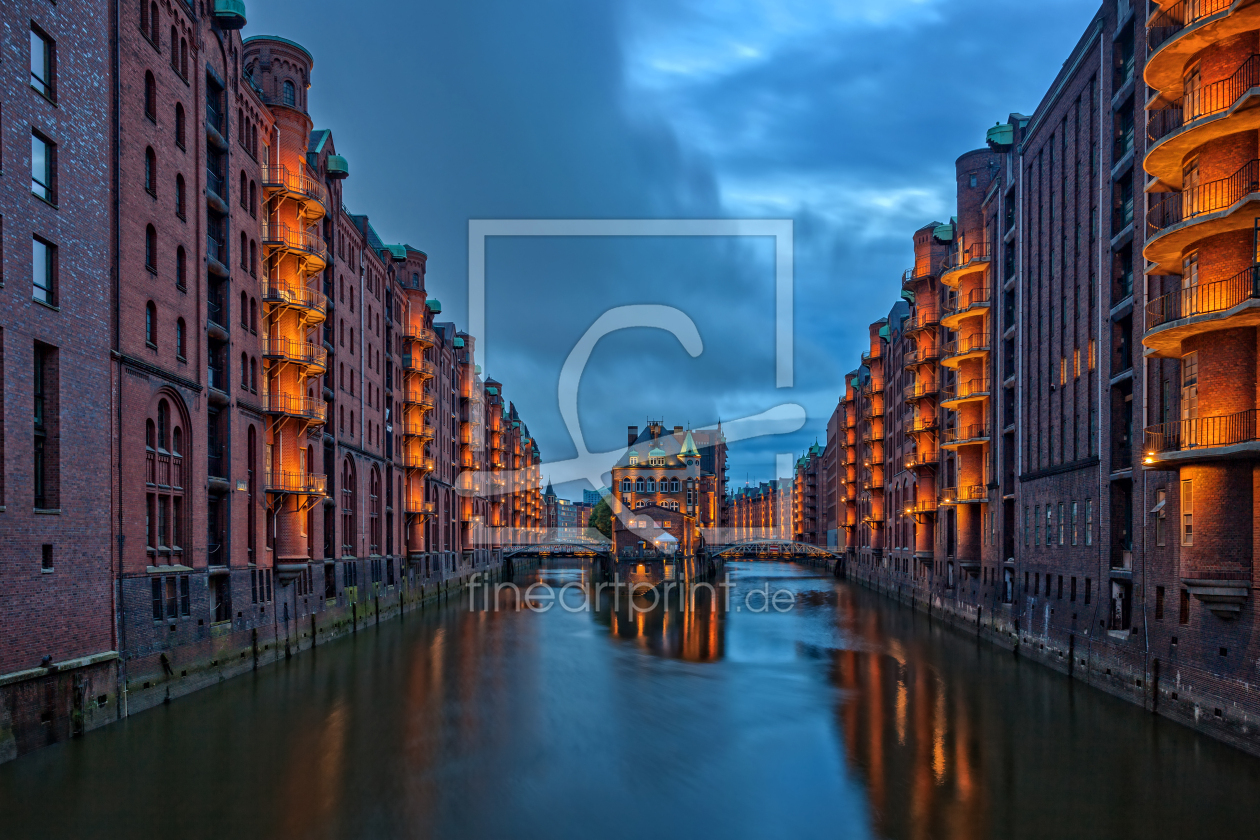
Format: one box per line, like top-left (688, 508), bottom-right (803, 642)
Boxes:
top-left (427, 298), bottom-right (442, 314)
top-left (386, 244), bottom-right (406, 261)
top-left (649, 447), bottom-right (666, 457)
top-left (326, 154), bottom-right (348, 178)
top-left (474, 364), bottom-right (482, 374)
top-left (878, 324), bottom-right (890, 341)
top-left (680, 430), bottom-right (699, 457)
top-left (453, 337), bottom-right (465, 348)
top-left (242, 35), bottom-right (312, 65)
top-left (486, 387), bottom-right (498, 395)
top-left (986, 122), bottom-right (1014, 149)
top-left (932, 222), bottom-right (953, 242)
top-left (214, 0), bottom-right (247, 29)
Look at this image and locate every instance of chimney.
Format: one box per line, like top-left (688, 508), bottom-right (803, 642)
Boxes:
top-left (673, 425), bottom-right (684, 438)
top-left (628, 425), bottom-right (638, 446)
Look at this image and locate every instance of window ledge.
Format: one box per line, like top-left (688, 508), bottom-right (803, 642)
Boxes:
top-left (41, 567), bottom-right (55, 574)
top-left (32, 193), bottom-right (59, 211)
top-left (31, 86), bottom-right (58, 108)
top-left (34, 508), bottom-right (61, 515)
top-left (33, 298), bottom-right (60, 312)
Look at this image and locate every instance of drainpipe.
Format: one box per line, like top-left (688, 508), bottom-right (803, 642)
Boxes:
top-left (110, 0), bottom-right (129, 722)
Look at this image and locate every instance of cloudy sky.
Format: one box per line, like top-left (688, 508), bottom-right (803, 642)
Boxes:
top-left (248, 0), bottom-right (1099, 499)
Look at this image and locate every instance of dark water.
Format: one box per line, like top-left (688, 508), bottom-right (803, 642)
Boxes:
top-left (3, 561), bottom-right (1259, 839)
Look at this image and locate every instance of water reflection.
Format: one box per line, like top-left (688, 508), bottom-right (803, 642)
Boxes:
top-left (1, 561), bottom-right (1259, 840)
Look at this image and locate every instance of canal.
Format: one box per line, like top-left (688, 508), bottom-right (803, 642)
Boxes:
top-left (2, 561), bottom-right (1259, 839)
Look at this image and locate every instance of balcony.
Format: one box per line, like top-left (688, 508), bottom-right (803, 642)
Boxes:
top-left (942, 334), bottom-right (990, 368)
top-left (398, 422), bottom-right (434, 441)
top-left (1145, 0), bottom-right (1259, 100)
top-left (941, 287), bottom-right (991, 329)
top-left (942, 423), bottom-right (991, 449)
top-left (940, 377), bottom-right (991, 408)
top-left (905, 450), bottom-right (939, 469)
top-left (265, 470), bottom-right (327, 496)
top-left (903, 380), bottom-right (939, 403)
top-left (263, 336), bottom-right (327, 373)
top-left (262, 281), bottom-right (327, 323)
top-left (261, 222), bottom-right (328, 272)
top-left (265, 393), bottom-right (326, 424)
top-left (938, 485), bottom-right (987, 505)
top-left (1145, 51), bottom-right (1260, 186)
top-left (1144, 265), bottom-right (1260, 356)
top-left (908, 498), bottom-right (937, 515)
top-left (939, 240), bottom-right (991, 287)
top-left (260, 164), bottom-right (329, 220)
top-left (402, 390), bottom-right (437, 409)
top-left (904, 310), bottom-right (940, 334)
top-left (401, 354), bottom-right (437, 379)
top-left (404, 325), bottom-right (438, 347)
top-left (904, 344), bottom-right (941, 366)
top-left (1145, 159), bottom-right (1260, 274)
top-left (401, 453), bottom-right (436, 473)
top-left (405, 500), bottom-right (436, 517)
top-left (1144, 408), bottom-right (1260, 465)
top-left (902, 265), bottom-right (933, 288)
top-left (908, 415), bottom-right (939, 436)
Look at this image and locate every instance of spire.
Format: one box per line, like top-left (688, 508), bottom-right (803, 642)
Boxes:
top-left (544, 479), bottom-right (556, 499)
top-left (680, 429), bottom-right (699, 458)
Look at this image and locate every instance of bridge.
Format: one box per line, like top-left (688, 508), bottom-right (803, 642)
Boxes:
top-left (504, 539), bottom-right (611, 559)
top-left (711, 539), bottom-right (840, 562)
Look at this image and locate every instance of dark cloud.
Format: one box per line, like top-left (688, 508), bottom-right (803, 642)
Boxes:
top-left (247, 0), bottom-right (1099, 498)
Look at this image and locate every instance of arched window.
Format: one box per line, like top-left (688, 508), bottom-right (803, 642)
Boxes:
top-left (341, 458), bottom-right (356, 556)
top-left (169, 27), bottom-right (178, 70)
top-left (145, 147), bottom-right (156, 194)
top-left (250, 357), bottom-right (258, 392)
top-left (146, 394), bottom-right (186, 566)
top-left (240, 232), bottom-right (248, 270)
top-left (670, 478), bottom-right (680, 493)
top-left (240, 291), bottom-right (248, 327)
top-left (180, 39), bottom-right (188, 78)
top-left (145, 224), bottom-right (156, 271)
top-left (176, 317), bottom-right (186, 359)
top-left (148, 3), bottom-right (159, 45)
top-left (635, 478), bottom-right (645, 493)
top-left (237, 109), bottom-right (245, 145)
top-left (239, 171), bottom-right (247, 207)
top-left (249, 298), bottom-right (257, 332)
top-left (144, 71), bottom-right (156, 121)
top-left (620, 478), bottom-right (631, 492)
top-left (369, 468), bottom-right (382, 554)
top-left (240, 352), bottom-right (248, 389)
top-left (646, 478), bottom-right (656, 492)
top-left (145, 301), bottom-right (157, 346)
top-left (247, 425), bottom-right (257, 561)
top-left (249, 240), bottom-right (257, 276)
top-left (174, 103), bottom-right (186, 148)
top-left (175, 173), bottom-right (185, 218)
top-left (140, 0), bottom-right (150, 37)
top-left (282, 80), bottom-right (296, 107)
top-left (175, 245), bottom-right (186, 289)
top-left (249, 180), bottom-right (257, 216)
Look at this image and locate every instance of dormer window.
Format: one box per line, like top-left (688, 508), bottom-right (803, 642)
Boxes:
top-left (628, 456), bottom-right (638, 466)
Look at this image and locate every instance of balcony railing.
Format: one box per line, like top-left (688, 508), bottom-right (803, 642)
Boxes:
top-left (405, 500), bottom-right (436, 516)
top-left (398, 422), bottom-right (435, 439)
top-left (942, 240), bottom-right (992, 273)
top-left (1148, 53), bottom-right (1260, 143)
top-left (260, 164), bottom-right (329, 212)
top-left (943, 334), bottom-right (990, 360)
top-left (943, 423), bottom-right (990, 445)
top-left (902, 265), bottom-right (933, 286)
top-left (261, 222), bottom-right (328, 263)
top-left (904, 380), bottom-right (939, 402)
top-left (263, 336), bottom-right (326, 371)
top-left (905, 450), bottom-right (939, 469)
top-left (262, 281), bottom-right (327, 318)
top-left (1144, 408), bottom-right (1260, 454)
top-left (401, 354), bottom-right (437, 377)
top-left (904, 311), bottom-right (940, 332)
top-left (206, 166), bottom-right (226, 202)
top-left (401, 454), bottom-right (436, 472)
top-left (1148, 159), bottom-right (1260, 233)
top-left (206, 234), bottom-right (228, 268)
top-left (1149, 0), bottom-right (1238, 54)
top-left (265, 470), bottom-right (328, 495)
top-left (943, 377), bottom-right (990, 402)
top-left (1147, 264), bottom-right (1260, 328)
top-left (402, 390), bottom-right (437, 409)
top-left (403, 325), bottom-right (438, 346)
top-left (939, 485), bottom-right (987, 504)
top-left (265, 393), bottom-right (326, 423)
top-left (905, 345), bottom-right (941, 365)
top-left (908, 415), bottom-right (939, 434)
top-left (944, 287), bottom-right (991, 316)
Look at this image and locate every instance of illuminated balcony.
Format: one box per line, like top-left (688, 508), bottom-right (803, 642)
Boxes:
top-left (903, 380), bottom-right (939, 404)
top-left (403, 325), bottom-right (437, 347)
top-left (1143, 409), bottom-right (1260, 465)
top-left (1145, 50), bottom-right (1260, 187)
top-left (263, 336), bottom-right (327, 373)
top-left (861, 423), bottom-right (883, 443)
top-left (905, 450), bottom-right (939, 469)
top-left (402, 390), bottom-right (436, 409)
top-left (1145, 1), bottom-right (1260, 106)
top-left (908, 415), bottom-right (939, 436)
top-left (905, 344), bottom-right (941, 366)
top-left (1144, 265), bottom-right (1260, 356)
top-left (942, 423), bottom-right (990, 449)
top-left (401, 453), bottom-right (436, 473)
top-left (398, 422), bottom-right (434, 441)
top-left (940, 377), bottom-right (991, 408)
top-left (939, 240), bottom-right (991, 288)
top-left (260, 164), bottom-right (329, 220)
top-left (902, 265), bottom-right (933, 289)
top-left (904, 310), bottom-right (940, 334)
top-left (264, 470), bottom-right (327, 496)
top-left (261, 281), bottom-right (326, 323)
top-left (401, 354), bottom-right (437, 379)
top-left (941, 334), bottom-right (990, 368)
top-left (907, 498), bottom-right (937, 515)
top-left (261, 222), bottom-right (327, 272)
top-left (1144, 159), bottom-right (1260, 274)
top-left (405, 500), bottom-right (436, 517)
top-left (938, 485), bottom-right (987, 505)
top-left (265, 393), bottom-right (326, 424)
top-left (941, 287), bottom-right (991, 329)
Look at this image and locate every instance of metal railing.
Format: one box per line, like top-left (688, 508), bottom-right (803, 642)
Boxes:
top-left (943, 334), bottom-right (990, 359)
top-left (943, 377), bottom-right (990, 402)
top-left (902, 265), bottom-right (933, 286)
top-left (401, 454), bottom-right (436, 472)
top-left (263, 336), bottom-right (326, 370)
top-left (402, 390), bottom-right (437, 408)
top-left (905, 345), bottom-right (941, 365)
top-left (206, 233), bottom-right (227, 267)
top-left (943, 423), bottom-right (990, 445)
top-left (1148, 158), bottom-right (1260, 233)
top-left (1145, 408), bottom-right (1260, 453)
top-left (265, 393), bottom-right (326, 423)
top-left (265, 470), bottom-right (328, 495)
top-left (403, 325), bottom-right (438, 346)
top-left (941, 240), bottom-right (992, 274)
top-left (1147, 264), bottom-right (1260, 328)
top-left (939, 485), bottom-right (986, 504)
top-left (908, 415), bottom-right (939, 434)
top-left (1148, 53), bottom-right (1260, 143)
top-left (944, 287), bottom-right (991, 317)
top-left (1149, 0), bottom-right (1238, 53)
top-left (261, 222), bottom-right (328, 263)
top-left (401, 354), bottom-right (438, 377)
top-left (206, 166), bottom-right (226, 201)
top-left (398, 422), bottom-right (435, 439)
top-left (904, 311), bottom-right (940, 332)
top-left (260, 164), bottom-right (329, 210)
top-left (262, 281), bottom-right (327, 316)
top-left (905, 450), bottom-right (939, 469)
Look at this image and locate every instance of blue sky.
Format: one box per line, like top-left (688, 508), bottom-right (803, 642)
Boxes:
top-left (247, 0), bottom-right (1100, 500)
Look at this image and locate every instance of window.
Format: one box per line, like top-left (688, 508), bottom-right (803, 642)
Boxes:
top-left (175, 245), bottom-right (186, 290)
top-left (1181, 352), bottom-right (1199, 431)
top-left (1071, 501), bottom-right (1078, 546)
top-left (144, 2), bottom-right (159, 45)
top-left (1024, 505), bottom-right (1029, 546)
top-left (1155, 586), bottom-right (1166, 621)
top-left (175, 174), bottom-right (186, 218)
top-left (1179, 589), bottom-right (1190, 624)
top-left (1058, 502), bottom-right (1064, 545)
top-left (1181, 479), bottom-right (1193, 545)
top-left (240, 352), bottom-right (248, 388)
top-left (282, 79), bottom-right (296, 107)
top-left (1085, 498), bottom-right (1093, 545)
top-left (31, 131), bottom-right (55, 203)
top-left (145, 224), bottom-right (157, 272)
top-left (240, 171), bottom-right (248, 208)
top-left (144, 147), bottom-right (157, 195)
top-left (1046, 506), bottom-right (1053, 545)
top-left (1154, 488), bottom-right (1167, 546)
top-left (176, 318), bottom-right (186, 360)
top-left (146, 302), bottom-right (157, 347)
top-left (33, 343), bottom-right (57, 509)
top-left (169, 26), bottom-right (178, 71)
top-left (175, 103), bottom-right (186, 148)
top-left (144, 71), bottom-right (156, 121)
top-left (30, 26), bottom-right (54, 100)
top-left (33, 236), bottom-right (55, 305)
